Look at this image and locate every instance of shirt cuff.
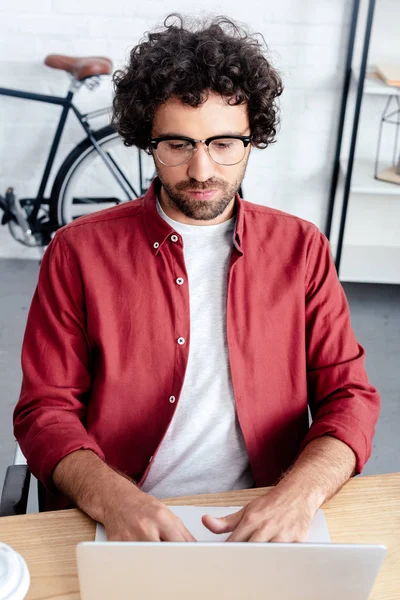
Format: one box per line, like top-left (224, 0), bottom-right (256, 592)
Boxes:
top-left (299, 419), bottom-right (369, 475)
top-left (24, 425), bottom-right (105, 493)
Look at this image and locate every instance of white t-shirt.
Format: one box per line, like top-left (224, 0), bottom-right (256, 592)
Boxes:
top-left (141, 199), bottom-right (254, 498)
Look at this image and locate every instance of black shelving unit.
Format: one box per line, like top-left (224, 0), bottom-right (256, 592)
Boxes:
top-left (325, 0), bottom-right (376, 275)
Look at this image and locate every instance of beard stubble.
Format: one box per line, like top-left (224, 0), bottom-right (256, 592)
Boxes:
top-left (155, 159), bottom-right (248, 221)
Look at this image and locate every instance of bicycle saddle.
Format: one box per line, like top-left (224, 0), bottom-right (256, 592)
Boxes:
top-left (44, 54), bottom-right (113, 81)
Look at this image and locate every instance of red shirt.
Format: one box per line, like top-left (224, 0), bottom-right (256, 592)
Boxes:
top-left (14, 179), bottom-right (380, 511)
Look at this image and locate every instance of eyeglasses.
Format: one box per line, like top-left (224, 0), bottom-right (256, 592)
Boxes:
top-left (149, 135), bottom-right (252, 167)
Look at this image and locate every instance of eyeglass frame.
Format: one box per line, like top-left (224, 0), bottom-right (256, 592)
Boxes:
top-left (148, 134), bottom-right (252, 167)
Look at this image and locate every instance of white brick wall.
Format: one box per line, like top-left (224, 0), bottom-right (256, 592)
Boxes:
top-left (0, 0), bottom-right (399, 259)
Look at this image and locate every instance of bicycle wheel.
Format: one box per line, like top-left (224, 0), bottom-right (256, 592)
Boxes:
top-left (50, 125), bottom-right (155, 226)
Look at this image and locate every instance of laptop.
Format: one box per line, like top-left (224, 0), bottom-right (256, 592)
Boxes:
top-left (76, 541), bottom-right (386, 600)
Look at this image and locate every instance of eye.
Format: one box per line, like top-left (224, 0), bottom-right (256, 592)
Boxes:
top-left (214, 142), bottom-right (233, 149)
top-left (210, 138), bottom-right (239, 150)
top-left (166, 141), bottom-right (191, 150)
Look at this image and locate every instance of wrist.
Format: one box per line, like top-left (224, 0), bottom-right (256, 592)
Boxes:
top-left (275, 437), bottom-right (356, 513)
top-left (98, 472), bottom-right (144, 522)
top-left (275, 471), bottom-right (326, 515)
top-left (53, 450), bottom-right (143, 523)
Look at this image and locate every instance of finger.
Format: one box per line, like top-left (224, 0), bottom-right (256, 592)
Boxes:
top-left (248, 530), bottom-right (272, 543)
top-left (269, 532), bottom-right (307, 543)
top-left (248, 531), bottom-right (269, 543)
top-left (138, 528), bottom-right (162, 542)
top-left (226, 515), bottom-right (263, 542)
top-left (179, 526), bottom-right (197, 542)
top-left (107, 527), bottom-right (161, 542)
top-left (172, 515), bottom-right (197, 541)
top-left (226, 524), bottom-right (254, 543)
top-left (160, 524), bottom-right (188, 542)
top-left (202, 508), bottom-right (244, 534)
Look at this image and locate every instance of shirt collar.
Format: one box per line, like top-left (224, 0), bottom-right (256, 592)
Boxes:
top-left (141, 178), bottom-right (244, 255)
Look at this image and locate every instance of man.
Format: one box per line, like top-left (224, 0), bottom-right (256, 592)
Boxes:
top-left (14, 15), bottom-right (379, 543)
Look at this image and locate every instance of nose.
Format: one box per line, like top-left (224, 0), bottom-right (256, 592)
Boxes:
top-left (186, 143), bottom-right (216, 182)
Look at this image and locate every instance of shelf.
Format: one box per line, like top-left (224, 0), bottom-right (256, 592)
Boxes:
top-left (330, 244), bottom-right (400, 284)
top-left (340, 159), bottom-right (400, 195)
top-left (352, 67), bottom-right (400, 96)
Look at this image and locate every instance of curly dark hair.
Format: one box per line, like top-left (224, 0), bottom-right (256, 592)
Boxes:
top-left (112, 14), bottom-right (283, 150)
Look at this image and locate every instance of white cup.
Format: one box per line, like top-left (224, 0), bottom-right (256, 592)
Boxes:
top-left (0, 543), bottom-right (30, 600)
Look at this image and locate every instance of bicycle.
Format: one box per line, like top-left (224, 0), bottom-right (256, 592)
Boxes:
top-left (0, 54), bottom-right (155, 249)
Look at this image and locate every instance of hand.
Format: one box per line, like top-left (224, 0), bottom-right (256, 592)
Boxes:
top-left (202, 485), bottom-right (317, 543)
top-left (102, 480), bottom-right (197, 542)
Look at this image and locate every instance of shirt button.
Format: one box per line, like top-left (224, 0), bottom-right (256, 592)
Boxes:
top-left (176, 277), bottom-right (184, 285)
top-left (177, 337), bottom-right (185, 345)
top-left (153, 242), bottom-right (159, 249)
top-left (171, 235), bottom-right (178, 242)
top-left (169, 396), bottom-right (176, 403)
top-left (149, 455), bottom-right (153, 462)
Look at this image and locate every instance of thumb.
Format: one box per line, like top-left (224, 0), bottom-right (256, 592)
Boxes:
top-left (202, 508), bottom-right (244, 534)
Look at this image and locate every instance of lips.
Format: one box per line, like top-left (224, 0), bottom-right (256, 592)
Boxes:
top-left (185, 190), bottom-right (218, 200)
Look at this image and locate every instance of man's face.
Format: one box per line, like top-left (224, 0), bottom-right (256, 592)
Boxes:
top-left (151, 92), bottom-right (251, 224)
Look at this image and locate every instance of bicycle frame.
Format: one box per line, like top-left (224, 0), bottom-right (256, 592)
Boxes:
top-left (0, 82), bottom-right (142, 228)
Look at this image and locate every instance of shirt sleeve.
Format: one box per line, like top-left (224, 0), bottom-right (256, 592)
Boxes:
top-left (13, 231), bottom-right (105, 491)
top-left (300, 228), bottom-right (380, 474)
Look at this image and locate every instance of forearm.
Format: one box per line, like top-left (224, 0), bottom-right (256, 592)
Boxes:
top-left (52, 449), bottom-right (141, 522)
top-left (276, 435), bottom-right (357, 512)
top-left (203, 436), bottom-right (357, 542)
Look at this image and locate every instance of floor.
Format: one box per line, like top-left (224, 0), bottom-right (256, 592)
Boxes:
top-left (0, 258), bottom-right (399, 504)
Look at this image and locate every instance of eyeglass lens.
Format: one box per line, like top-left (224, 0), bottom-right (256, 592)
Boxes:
top-left (156, 138), bottom-right (246, 166)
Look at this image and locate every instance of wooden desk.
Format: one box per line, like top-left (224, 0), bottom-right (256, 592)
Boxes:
top-left (0, 473), bottom-right (399, 600)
